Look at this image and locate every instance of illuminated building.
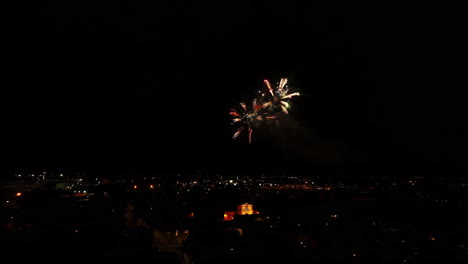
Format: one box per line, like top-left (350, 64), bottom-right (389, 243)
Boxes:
top-left (236, 203), bottom-right (259, 215)
top-left (223, 211), bottom-right (235, 221)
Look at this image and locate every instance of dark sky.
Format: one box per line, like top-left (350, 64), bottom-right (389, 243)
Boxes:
top-left (2, 3), bottom-right (465, 175)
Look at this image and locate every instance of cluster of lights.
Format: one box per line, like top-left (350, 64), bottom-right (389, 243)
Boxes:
top-left (133, 184), bottom-right (157, 190)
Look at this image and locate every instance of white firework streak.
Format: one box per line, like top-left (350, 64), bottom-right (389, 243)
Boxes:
top-left (233, 127), bottom-right (243, 139)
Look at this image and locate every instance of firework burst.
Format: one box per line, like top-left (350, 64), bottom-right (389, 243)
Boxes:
top-left (230, 77), bottom-right (299, 143)
top-left (230, 98), bottom-right (275, 144)
top-left (261, 78), bottom-right (300, 114)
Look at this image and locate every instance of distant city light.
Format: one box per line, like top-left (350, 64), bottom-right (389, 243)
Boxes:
top-left (0, 168), bottom-right (462, 264)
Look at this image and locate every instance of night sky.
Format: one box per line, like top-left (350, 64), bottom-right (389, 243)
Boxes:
top-left (2, 3), bottom-right (464, 175)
